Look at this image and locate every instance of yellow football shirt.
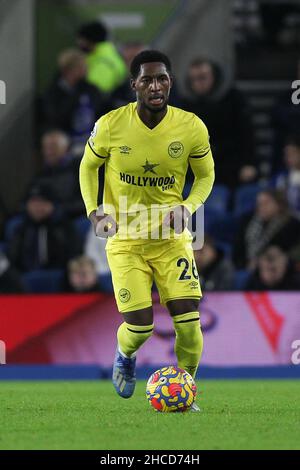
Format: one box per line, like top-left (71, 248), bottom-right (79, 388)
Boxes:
top-left (80, 102), bottom-right (214, 242)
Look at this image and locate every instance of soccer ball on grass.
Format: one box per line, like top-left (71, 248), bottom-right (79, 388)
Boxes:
top-left (146, 366), bottom-right (196, 412)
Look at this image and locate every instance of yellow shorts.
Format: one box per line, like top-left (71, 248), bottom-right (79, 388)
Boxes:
top-left (106, 238), bottom-right (202, 313)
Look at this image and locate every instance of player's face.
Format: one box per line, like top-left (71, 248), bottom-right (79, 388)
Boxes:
top-left (131, 62), bottom-right (172, 113)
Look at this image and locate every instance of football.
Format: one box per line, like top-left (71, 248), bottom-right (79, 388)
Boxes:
top-left (146, 366), bottom-right (197, 412)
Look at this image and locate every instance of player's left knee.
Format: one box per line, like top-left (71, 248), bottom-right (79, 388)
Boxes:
top-left (167, 298), bottom-right (200, 316)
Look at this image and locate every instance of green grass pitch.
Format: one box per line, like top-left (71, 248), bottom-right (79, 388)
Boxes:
top-left (0, 380), bottom-right (299, 450)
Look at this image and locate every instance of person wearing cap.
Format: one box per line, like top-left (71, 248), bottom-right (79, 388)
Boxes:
top-left (77, 21), bottom-right (127, 94)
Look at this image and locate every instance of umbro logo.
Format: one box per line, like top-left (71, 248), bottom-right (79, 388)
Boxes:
top-left (189, 281), bottom-right (199, 289)
top-left (119, 146), bottom-right (131, 155)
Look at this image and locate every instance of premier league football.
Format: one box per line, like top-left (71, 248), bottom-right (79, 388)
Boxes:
top-left (146, 366), bottom-right (197, 412)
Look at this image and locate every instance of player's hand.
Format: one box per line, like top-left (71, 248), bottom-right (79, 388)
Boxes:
top-left (89, 210), bottom-right (118, 238)
top-left (163, 205), bottom-right (191, 234)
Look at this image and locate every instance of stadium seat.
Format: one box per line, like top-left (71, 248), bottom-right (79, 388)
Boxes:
top-left (206, 212), bottom-right (238, 244)
top-left (22, 269), bottom-right (64, 293)
top-left (99, 273), bottom-right (114, 293)
top-left (182, 181), bottom-right (192, 200)
top-left (204, 207), bottom-right (220, 234)
top-left (74, 216), bottom-right (91, 243)
top-left (215, 241), bottom-right (232, 258)
top-left (205, 184), bottom-right (231, 213)
top-left (233, 270), bottom-right (251, 290)
top-left (234, 184), bottom-right (261, 217)
top-left (5, 215), bottom-right (24, 241)
top-left (0, 241), bottom-right (7, 254)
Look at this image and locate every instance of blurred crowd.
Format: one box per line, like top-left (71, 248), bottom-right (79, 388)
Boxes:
top-left (1, 20), bottom-right (300, 294)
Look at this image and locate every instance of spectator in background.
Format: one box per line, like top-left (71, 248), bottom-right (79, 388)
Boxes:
top-left (31, 130), bottom-right (84, 217)
top-left (233, 189), bottom-right (300, 270)
top-left (183, 58), bottom-right (255, 187)
top-left (64, 256), bottom-right (101, 293)
top-left (194, 236), bottom-right (234, 291)
top-left (246, 245), bottom-right (300, 291)
top-left (77, 21), bottom-right (127, 94)
top-left (41, 49), bottom-right (106, 155)
top-left (0, 252), bottom-right (24, 293)
top-left (108, 42), bottom-right (146, 109)
top-left (84, 227), bottom-right (110, 275)
top-left (7, 185), bottom-right (82, 272)
top-left (275, 136), bottom-right (300, 216)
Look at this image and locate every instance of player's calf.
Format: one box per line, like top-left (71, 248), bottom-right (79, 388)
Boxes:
top-left (113, 322), bottom-right (154, 398)
top-left (172, 311), bottom-right (203, 379)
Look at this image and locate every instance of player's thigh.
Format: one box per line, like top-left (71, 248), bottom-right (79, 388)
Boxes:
top-left (151, 239), bottom-right (201, 305)
top-left (106, 245), bottom-right (153, 313)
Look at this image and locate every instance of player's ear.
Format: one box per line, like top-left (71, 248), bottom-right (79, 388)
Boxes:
top-left (169, 73), bottom-right (174, 89)
top-left (130, 78), bottom-right (136, 91)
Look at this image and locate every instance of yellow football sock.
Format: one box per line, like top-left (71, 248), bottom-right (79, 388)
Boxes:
top-left (172, 311), bottom-right (203, 378)
top-left (117, 322), bottom-right (154, 358)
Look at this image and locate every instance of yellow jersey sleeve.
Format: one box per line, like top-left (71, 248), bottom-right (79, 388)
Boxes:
top-left (79, 116), bottom-right (110, 217)
top-left (190, 115), bottom-right (211, 158)
top-left (88, 115), bottom-right (110, 158)
top-left (183, 115), bottom-right (215, 214)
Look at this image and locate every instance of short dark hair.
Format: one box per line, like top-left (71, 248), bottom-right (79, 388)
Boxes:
top-left (77, 21), bottom-right (107, 43)
top-left (258, 188), bottom-right (288, 212)
top-left (189, 57), bottom-right (215, 69)
top-left (26, 183), bottom-right (56, 204)
top-left (130, 50), bottom-right (172, 79)
top-left (187, 57), bottom-right (222, 86)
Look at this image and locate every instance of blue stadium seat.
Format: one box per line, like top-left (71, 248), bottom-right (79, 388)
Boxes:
top-left (5, 215), bottom-right (24, 242)
top-left (204, 207), bottom-right (220, 233)
top-left (215, 241), bottom-right (232, 258)
top-left (99, 273), bottom-right (114, 293)
top-left (206, 212), bottom-right (238, 244)
top-left (74, 216), bottom-right (90, 243)
top-left (22, 269), bottom-right (64, 293)
top-left (234, 184), bottom-right (261, 217)
top-left (182, 181), bottom-right (192, 200)
top-left (205, 184), bottom-right (231, 213)
top-left (233, 270), bottom-right (251, 290)
top-left (0, 241), bottom-right (7, 254)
